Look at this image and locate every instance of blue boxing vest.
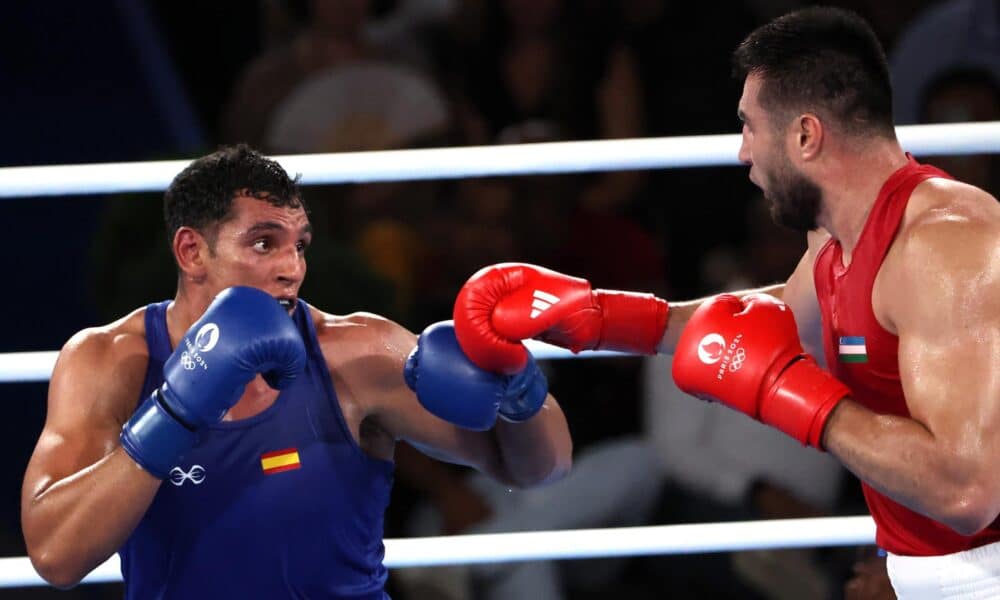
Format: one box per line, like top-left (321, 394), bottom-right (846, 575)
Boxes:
top-left (119, 299), bottom-right (394, 599)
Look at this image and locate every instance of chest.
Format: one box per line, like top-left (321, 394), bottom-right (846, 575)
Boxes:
top-left (155, 363), bottom-right (393, 531)
top-left (818, 253), bottom-right (908, 415)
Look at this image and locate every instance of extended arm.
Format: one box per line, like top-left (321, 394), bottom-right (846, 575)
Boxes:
top-left (660, 228), bottom-right (830, 357)
top-left (361, 317), bottom-right (573, 489)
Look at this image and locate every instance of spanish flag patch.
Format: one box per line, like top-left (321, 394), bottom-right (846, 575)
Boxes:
top-left (261, 448), bottom-right (301, 475)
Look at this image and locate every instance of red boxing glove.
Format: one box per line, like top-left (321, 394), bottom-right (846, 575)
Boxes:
top-left (671, 293), bottom-right (849, 449)
top-left (454, 263), bottom-right (669, 374)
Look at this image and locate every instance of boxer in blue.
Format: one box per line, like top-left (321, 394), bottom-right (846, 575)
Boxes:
top-left (20, 145), bottom-right (572, 598)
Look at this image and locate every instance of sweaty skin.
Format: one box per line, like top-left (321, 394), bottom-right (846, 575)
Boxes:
top-left (660, 73), bottom-right (1000, 537)
top-left (21, 196), bottom-right (572, 587)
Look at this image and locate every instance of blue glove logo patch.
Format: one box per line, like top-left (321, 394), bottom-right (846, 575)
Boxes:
top-left (194, 323), bottom-right (220, 352)
top-left (180, 323), bottom-right (221, 371)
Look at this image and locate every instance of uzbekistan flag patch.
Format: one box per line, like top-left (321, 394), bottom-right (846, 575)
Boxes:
top-left (261, 448), bottom-right (301, 475)
top-left (838, 336), bottom-right (867, 363)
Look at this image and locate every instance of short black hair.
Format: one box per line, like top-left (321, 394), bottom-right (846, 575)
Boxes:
top-left (164, 144), bottom-right (305, 243)
top-left (732, 7), bottom-right (894, 138)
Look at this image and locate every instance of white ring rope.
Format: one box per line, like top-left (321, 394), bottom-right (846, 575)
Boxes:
top-left (0, 516), bottom-right (876, 588)
top-left (0, 342), bottom-right (618, 383)
top-left (0, 121), bottom-right (997, 197)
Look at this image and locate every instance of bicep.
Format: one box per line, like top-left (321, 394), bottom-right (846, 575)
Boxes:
top-left (891, 217), bottom-right (1000, 454)
top-left (354, 317), bottom-right (510, 478)
top-left (895, 273), bottom-right (1000, 447)
top-left (376, 379), bottom-right (508, 477)
top-left (23, 337), bottom-right (145, 501)
top-left (782, 239), bottom-right (825, 360)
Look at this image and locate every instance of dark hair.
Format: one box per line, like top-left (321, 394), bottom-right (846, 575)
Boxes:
top-left (164, 144), bottom-right (305, 243)
top-left (732, 7), bottom-right (894, 138)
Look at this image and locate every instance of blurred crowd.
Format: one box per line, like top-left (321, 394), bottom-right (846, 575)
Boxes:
top-left (5, 0), bottom-right (998, 598)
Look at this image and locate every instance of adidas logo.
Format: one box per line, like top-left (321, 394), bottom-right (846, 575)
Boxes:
top-left (530, 290), bottom-right (561, 319)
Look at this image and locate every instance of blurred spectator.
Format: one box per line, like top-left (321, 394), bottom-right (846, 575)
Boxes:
top-left (916, 67), bottom-right (1000, 196)
top-left (888, 0), bottom-right (999, 198)
top-left (889, 0), bottom-right (999, 126)
top-left (451, 0), bottom-right (647, 214)
top-left (222, 0), bottom-right (454, 148)
top-left (833, 0), bottom-right (935, 50)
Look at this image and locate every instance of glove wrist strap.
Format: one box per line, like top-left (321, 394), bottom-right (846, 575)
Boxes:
top-left (761, 357), bottom-right (850, 449)
top-left (120, 390), bottom-right (198, 479)
top-left (594, 290), bottom-right (669, 354)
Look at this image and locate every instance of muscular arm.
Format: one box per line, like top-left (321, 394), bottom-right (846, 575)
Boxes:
top-left (339, 315), bottom-right (573, 489)
top-left (824, 185), bottom-right (1000, 534)
top-left (658, 229), bottom-right (829, 358)
top-left (21, 327), bottom-right (160, 588)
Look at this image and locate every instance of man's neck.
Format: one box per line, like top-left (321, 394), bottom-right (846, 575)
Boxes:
top-left (818, 139), bottom-right (909, 257)
top-left (166, 285), bottom-right (212, 348)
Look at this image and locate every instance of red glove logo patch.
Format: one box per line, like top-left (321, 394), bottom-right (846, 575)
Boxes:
top-left (695, 333), bottom-right (747, 381)
top-left (696, 334), bottom-right (726, 364)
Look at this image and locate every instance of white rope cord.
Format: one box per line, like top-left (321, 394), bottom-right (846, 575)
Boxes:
top-left (0, 515), bottom-right (876, 588)
top-left (0, 342), bottom-right (619, 383)
top-left (0, 121), bottom-right (997, 197)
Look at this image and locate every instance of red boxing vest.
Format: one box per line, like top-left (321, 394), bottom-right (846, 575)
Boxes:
top-left (814, 156), bottom-right (1000, 556)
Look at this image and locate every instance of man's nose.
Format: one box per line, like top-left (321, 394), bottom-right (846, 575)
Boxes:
top-left (738, 132), bottom-right (752, 166)
top-left (276, 246), bottom-right (305, 285)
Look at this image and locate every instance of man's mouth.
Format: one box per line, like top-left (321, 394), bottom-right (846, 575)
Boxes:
top-left (276, 297), bottom-right (296, 314)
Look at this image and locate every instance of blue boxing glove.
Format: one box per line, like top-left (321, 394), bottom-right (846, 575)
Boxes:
top-left (121, 286), bottom-right (306, 478)
top-left (404, 321), bottom-right (548, 431)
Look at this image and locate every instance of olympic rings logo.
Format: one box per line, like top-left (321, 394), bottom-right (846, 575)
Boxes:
top-left (729, 347), bottom-right (746, 372)
top-left (180, 352), bottom-right (195, 370)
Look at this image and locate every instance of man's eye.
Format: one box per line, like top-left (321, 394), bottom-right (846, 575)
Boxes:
top-left (296, 241), bottom-right (309, 253)
top-left (253, 239), bottom-right (270, 252)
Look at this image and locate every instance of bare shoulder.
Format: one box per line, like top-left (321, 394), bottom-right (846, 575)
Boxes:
top-left (50, 307), bottom-right (151, 427)
top-left (883, 178), bottom-right (1000, 326)
top-left (309, 307), bottom-right (417, 385)
top-left (897, 178), bottom-right (1000, 269)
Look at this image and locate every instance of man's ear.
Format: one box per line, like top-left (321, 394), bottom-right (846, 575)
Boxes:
top-left (796, 112), bottom-right (824, 161)
top-left (173, 227), bottom-right (208, 283)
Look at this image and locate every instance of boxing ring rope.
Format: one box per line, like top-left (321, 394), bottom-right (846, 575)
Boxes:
top-left (0, 342), bottom-right (614, 384)
top-left (0, 516), bottom-right (877, 588)
top-left (1, 121), bottom-right (998, 198)
top-left (3, 120), bottom-right (996, 587)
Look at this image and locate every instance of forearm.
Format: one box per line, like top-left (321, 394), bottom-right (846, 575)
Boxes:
top-left (23, 448), bottom-right (160, 587)
top-left (656, 283), bottom-right (785, 354)
top-left (493, 395), bottom-right (572, 488)
top-left (824, 400), bottom-right (993, 534)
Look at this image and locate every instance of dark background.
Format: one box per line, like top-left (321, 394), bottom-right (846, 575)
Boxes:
top-left (0, 1), bottom-right (995, 598)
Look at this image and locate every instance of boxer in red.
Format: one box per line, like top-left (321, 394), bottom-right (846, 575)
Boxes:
top-left (450, 8), bottom-right (1000, 599)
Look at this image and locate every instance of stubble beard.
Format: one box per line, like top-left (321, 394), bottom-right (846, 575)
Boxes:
top-left (765, 157), bottom-right (822, 233)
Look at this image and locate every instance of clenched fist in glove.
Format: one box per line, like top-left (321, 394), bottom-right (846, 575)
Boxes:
top-left (454, 263), bottom-right (669, 374)
top-left (672, 293), bottom-right (850, 449)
